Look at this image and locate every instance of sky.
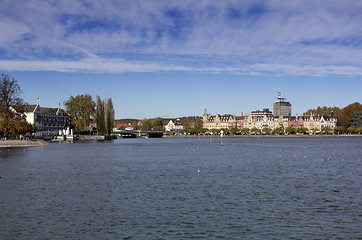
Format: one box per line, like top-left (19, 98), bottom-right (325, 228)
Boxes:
top-left (1, 0), bottom-right (361, 119)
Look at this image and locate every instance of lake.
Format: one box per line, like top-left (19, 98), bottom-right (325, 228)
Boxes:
top-left (1, 137), bottom-right (361, 239)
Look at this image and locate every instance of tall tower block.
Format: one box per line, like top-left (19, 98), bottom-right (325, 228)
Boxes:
top-left (273, 90), bottom-right (291, 117)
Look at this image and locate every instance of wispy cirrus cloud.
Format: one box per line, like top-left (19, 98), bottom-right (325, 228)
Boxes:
top-left (1, 0), bottom-right (362, 76)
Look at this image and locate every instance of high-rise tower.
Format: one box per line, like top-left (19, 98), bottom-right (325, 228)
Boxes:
top-left (273, 90), bottom-right (291, 117)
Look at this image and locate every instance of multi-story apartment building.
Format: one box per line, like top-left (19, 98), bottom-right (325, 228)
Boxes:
top-left (14, 103), bottom-right (71, 137)
top-left (203, 109), bottom-right (236, 130)
top-left (203, 108), bottom-right (337, 133)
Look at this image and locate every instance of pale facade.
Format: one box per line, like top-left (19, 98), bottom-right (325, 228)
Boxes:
top-left (165, 119), bottom-right (184, 131)
top-left (202, 108), bottom-right (337, 133)
top-left (203, 110), bottom-right (236, 130)
top-left (15, 104), bottom-right (71, 137)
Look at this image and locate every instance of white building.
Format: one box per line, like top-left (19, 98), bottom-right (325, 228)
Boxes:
top-left (14, 104), bottom-right (71, 137)
top-left (165, 119), bottom-right (184, 131)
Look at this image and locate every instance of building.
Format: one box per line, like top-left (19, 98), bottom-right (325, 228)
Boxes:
top-left (165, 119), bottom-right (184, 132)
top-left (202, 109), bottom-right (236, 130)
top-left (273, 90), bottom-right (291, 117)
top-left (244, 109), bottom-right (276, 130)
top-left (114, 123), bottom-right (134, 131)
top-left (14, 103), bottom-right (71, 137)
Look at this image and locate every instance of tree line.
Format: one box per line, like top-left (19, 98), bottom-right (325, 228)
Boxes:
top-left (304, 102), bottom-right (362, 133)
top-left (64, 94), bottom-right (114, 135)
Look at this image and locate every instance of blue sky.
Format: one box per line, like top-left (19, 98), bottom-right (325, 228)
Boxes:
top-left (1, 0), bottom-right (361, 119)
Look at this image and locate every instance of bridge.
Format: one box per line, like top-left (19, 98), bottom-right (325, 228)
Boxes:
top-left (111, 130), bottom-right (166, 138)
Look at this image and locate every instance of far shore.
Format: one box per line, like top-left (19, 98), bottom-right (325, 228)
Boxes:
top-left (163, 134), bottom-right (362, 138)
top-left (0, 139), bottom-right (49, 148)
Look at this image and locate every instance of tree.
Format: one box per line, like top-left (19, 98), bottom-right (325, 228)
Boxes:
top-left (64, 94), bottom-right (96, 133)
top-left (96, 96), bottom-right (106, 134)
top-left (250, 127), bottom-right (261, 134)
top-left (105, 98), bottom-right (114, 135)
top-left (241, 128), bottom-right (250, 135)
top-left (321, 127), bottom-right (332, 134)
top-left (356, 127), bottom-right (362, 134)
top-left (140, 119), bottom-right (152, 131)
top-left (262, 128), bottom-right (272, 135)
top-left (304, 106), bottom-right (341, 116)
top-left (0, 74), bottom-right (28, 137)
top-left (334, 126), bottom-right (345, 134)
top-left (272, 128), bottom-right (284, 135)
top-left (182, 117), bottom-right (203, 133)
top-left (230, 128), bottom-right (240, 135)
top-left (151, 117), bottom-right (164, 131)
top-left (346, 127), bottom-right (355, 134)
top-left (285, 127), bottom-right (296, 134)
top-left (350, 110), bottom-right (362, 128)
top-left (297, 127), bottom-right (308, 134)
top-left (338, 102), bottom-right (362, 129)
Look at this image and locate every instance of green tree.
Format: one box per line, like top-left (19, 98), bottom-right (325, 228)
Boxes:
top-left (230, 128), bottom-right (240, 135)
top-left (151, 117), bottom-right (164, 131)
top-left (350, 110), bottom-right (362, 128)
top-left (96, 95), bottom-right (105, 134)
top-left (273, 128), bottom-right (284, 135)
top-left (262, 128), bottom-right (272, 135)
top-left (105, 98), bottom-right (115, 135)
top-left (321, 127), bottom-right (332, 134)
top-left (356, 127), bottom-right (362, 134)
top-left (297, 127), bottom-right (308, 134)
top-left (240, 128), bottom-right (250, 135)
top-left (250, 127), bottom-right (261, 134)
top-left (285, 126), bottom-right (296, 134)
top-left (304, 106), bottom-right (341, 116)
top-left (140, 119), bottom-right (152, 131)
top-left (334, 126), bottom-right (345, 134)
top-left (64, 94), bottom-right (96, 133)
top-left (346, 127), bottom-right (355, 134)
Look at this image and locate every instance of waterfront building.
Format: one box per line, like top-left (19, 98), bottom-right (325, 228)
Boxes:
top-left (235, 116), bottom-right (246, 129)
top-left (165, 119), bottom-right (184, 131)
top-left (244, 109), bottom-right (276, 130)
top-left (14, 103), bottom-right (70, 137)
top-left (202, 109), bottom-right (236, 130)
top-left (273, 90), bottom-right (291, 117)
top-left (302, 115), bottom-right (337, 132)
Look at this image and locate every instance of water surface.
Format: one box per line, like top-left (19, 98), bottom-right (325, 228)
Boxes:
top-left (1, 137), bottom-right (361, 239)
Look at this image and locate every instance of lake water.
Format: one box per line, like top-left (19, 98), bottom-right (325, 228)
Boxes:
top-left (0, 137), bottom-right (361, 239)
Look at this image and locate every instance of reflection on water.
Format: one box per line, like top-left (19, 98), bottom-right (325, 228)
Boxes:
top-left (1, 137), bottom-right (361, 239)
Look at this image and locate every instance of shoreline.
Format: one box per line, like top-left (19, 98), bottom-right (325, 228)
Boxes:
top-left (163, 134), bottom-right (362, 138)
top-left (0, 139), bottom-right (49, 148)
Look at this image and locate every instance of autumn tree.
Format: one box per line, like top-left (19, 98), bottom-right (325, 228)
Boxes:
top-left (0, 74), bottom-right (31, 137)
top-left (64, 94), bottom-right (96, 133)
top-left (342, 102), bottom-right (362, 127)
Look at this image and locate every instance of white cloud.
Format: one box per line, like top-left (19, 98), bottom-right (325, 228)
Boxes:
top-left (0, 0), bottom-right (362, 76)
